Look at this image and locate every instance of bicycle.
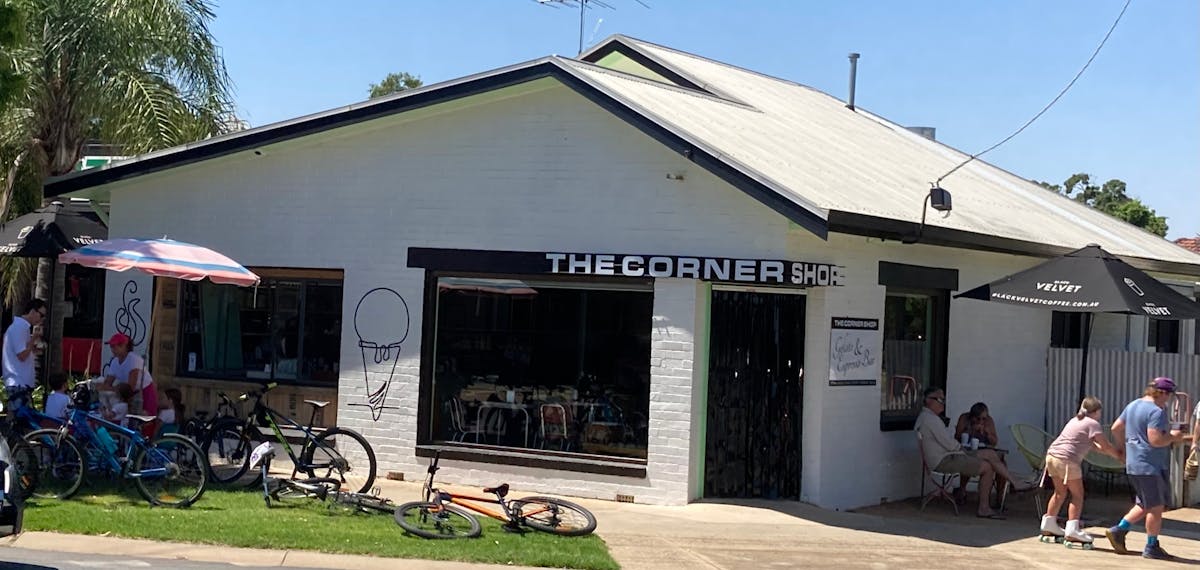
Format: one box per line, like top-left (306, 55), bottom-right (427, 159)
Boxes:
top-left (1, 386), bottom-right (65, 499)
top-left (201, 382), bottom-right (377, 494)
top-left (249, 441), bottom-right (397, 515)
top-left (394, 452), bottom-right (596, 539)
top-left (23, 383), bottom-right (209, 507)
top-left (181, 391), bottom-right (239, 443)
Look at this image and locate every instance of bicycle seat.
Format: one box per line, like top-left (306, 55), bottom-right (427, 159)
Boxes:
top-left (127, 414), bottom-right (157, 424)
top-left (483, 483), bottom-right (509, 498)
top-left (304, 400), bottom-right (330, 410)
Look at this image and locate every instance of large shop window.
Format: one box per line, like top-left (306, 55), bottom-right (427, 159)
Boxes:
top-left (424, 275), bottom-right (651, 460)
top-left (878, 262), bottom-right (954, 431)
top-left (177, 274), bottom-right (344, 385)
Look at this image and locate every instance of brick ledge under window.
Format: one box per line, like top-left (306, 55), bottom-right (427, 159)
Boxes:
top-left (415, 444), bottom-right (647, 478)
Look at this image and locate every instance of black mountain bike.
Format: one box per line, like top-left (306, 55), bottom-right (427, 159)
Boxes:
top-left (181, 391), bottom-right (239, 444)
top-left (201, 383), bottom-right (377, 494)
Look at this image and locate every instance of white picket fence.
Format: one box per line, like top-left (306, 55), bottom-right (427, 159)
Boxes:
top-left (1046, 348), bottom-right (1200, 432)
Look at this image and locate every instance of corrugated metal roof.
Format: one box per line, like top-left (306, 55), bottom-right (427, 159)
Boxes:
top-left (570, 36), bottom-right (1200, 271)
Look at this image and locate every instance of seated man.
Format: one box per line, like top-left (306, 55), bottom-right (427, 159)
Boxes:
top-left (915, 388), bottom-right (1028, 518)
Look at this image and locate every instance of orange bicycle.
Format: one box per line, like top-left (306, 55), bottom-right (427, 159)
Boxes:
top-left (394, 452), bottom-right (597, 539)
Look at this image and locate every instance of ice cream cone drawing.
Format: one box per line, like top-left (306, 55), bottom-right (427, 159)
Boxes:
top-left (350, 287), bottom-right (410, 420)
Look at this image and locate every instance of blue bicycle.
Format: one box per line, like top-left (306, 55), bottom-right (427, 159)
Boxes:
top-left (23, 383), bottom-right (209, 507)
top-left (1, 387), bottom-right (62, 499)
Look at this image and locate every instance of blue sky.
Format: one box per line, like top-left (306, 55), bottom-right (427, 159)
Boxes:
top-left (210, 0), bottom-right (1199, 239)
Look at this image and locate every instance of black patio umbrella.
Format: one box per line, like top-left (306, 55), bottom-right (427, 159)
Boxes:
top-left (0, 201), bottom-right (107, 257)
top-left (956, 244), bottom-right (1200, 403)
top-left (0, 200), bottom-right (107, 387)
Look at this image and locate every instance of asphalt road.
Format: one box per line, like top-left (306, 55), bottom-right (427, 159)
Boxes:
top-left (0, 547), bottom-right (335, 570)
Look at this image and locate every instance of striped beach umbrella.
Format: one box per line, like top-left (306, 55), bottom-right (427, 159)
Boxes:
top-left (58, 238), bottom-right (259, 286)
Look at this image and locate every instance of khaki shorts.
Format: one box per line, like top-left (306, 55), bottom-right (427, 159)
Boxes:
top-left (1045, 455), bottom-right (1083, 483)
top-left (935, 453), bottom-right (984, 477)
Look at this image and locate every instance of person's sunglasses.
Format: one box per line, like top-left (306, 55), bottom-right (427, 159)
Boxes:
top-left (36, 310), bottom-right (46, 318)
top-left (927, 396), bottom-right (945, 403)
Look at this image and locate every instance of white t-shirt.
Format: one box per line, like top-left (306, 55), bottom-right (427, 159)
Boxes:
top-left (109, 401), bottom-right (129, 427)
top-left (107, 352), bottom-right (154, 391)
top-left (2, 317), bottom-right (35, 389)
top-left (44, 391), bottom-right (70, 420)
top-left (158, 407), bottom-right (176, 424)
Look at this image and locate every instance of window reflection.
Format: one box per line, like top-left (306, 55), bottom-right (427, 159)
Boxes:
top-left (429, 276), bottom-right (651, 459)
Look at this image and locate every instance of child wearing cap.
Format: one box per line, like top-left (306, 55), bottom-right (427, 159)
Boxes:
top-left (1106, 376), bottom-right (1188, 560)
top-left (102, 332), bottom-right (157, 417)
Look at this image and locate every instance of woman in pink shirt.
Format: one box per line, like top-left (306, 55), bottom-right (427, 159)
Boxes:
top-left (1040, 397), bottom-right (1123, 546)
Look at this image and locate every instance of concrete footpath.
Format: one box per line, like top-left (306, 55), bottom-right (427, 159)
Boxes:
top-left (8, 479), bottom-right (1200, 569)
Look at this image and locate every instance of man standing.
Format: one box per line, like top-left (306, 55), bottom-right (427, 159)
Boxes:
top-left (1107, 377), bottom-right (1187, 560)
top-left (915, 387), bottom-right (1006, 518)
top-left (2, 299), bottom-right (46, 392)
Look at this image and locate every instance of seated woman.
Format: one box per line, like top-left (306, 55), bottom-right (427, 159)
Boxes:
top-left (955, 402), bottom-right (1015, 507)
top-left (956, 402), bottom-right (999, 447)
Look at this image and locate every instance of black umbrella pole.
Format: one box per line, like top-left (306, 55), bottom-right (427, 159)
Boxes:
top-left (1077, 313), bottom-right (1094, 406)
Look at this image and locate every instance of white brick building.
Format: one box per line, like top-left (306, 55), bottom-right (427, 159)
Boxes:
top-left (46, 36), bottom-right (1200, 510)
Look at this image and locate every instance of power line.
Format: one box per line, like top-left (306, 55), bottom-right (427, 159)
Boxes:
top-left (935, 0), bottom-right (1133, 185)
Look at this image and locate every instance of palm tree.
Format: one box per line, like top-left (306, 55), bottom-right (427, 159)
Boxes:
top-left (0, 0), bottom-right (234, 373)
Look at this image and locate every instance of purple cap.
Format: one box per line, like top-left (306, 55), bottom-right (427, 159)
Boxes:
top-left (1152, 377), bottom-right (1176, 392)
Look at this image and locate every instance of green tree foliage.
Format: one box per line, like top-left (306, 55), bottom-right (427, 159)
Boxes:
top-left (0, 0), bottom-right (23, 110)
top-left (0, 0), bottom-right (234, 226)
top-left (368, 72), bottom-right (422, 99)
top-left (1037, 173), bottom-right (1168, 237)
top-left (0, 0), bottom-right (234, 375)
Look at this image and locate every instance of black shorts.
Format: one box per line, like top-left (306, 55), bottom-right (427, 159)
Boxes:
top-left (1129, 473), bottom-right (1169, 510)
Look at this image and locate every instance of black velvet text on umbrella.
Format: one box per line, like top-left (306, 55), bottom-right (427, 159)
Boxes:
top-left (956, 244), bottom-right (1200, 404)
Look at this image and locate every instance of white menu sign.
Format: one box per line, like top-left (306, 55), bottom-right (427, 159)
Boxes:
top-left (829, 317), bottom-right (880, 386)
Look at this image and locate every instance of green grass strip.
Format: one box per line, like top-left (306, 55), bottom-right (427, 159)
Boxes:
top-left (23, 485), bottom-right (619, 570)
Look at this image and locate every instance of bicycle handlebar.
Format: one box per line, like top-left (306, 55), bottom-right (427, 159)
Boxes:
top-left (238, 382), bottom-right (278, 402)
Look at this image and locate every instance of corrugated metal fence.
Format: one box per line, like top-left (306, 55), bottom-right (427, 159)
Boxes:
top-left (1047, 348), bottom-right (1200, 431)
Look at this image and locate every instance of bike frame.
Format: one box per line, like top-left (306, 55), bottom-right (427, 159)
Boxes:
top-left (421, 454), bottom-right (551, 524)
top-left (4, 389), bottom-right (63, 436)
top-left (58, 407), bottom-right (169, 479)
top-left (238, 391), bottom-right (336, 478)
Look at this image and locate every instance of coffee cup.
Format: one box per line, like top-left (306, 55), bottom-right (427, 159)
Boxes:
top-left (960, 433), bottom-right (970, 446)
top-left (970, 437), bottom-right (980, 450)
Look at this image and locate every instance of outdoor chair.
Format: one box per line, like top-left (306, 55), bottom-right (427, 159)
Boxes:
top-left (1082, 426), bottom-right (1126, 496)
top-left (1011, 423), bottom-right (1053, 516)
top-left (917, 431), bottom-right (962, 515)
top-left (448, 397), bottom-right (502, 443)
top-left (539, 403), bottom-right (572, 451)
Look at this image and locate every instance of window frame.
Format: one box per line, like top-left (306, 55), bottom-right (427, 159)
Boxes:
top-left (877, 261), bottom-right (956, 432)
top-left (415, 270), bottom-right (653, 471)
top-left (174, 270), bottom-right (345, 387)
top-left (1148, 318), bottom-right (1181, 354)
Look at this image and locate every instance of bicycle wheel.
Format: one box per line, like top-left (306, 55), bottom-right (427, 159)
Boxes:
top-left (269, 477), bottom-right (341, 505)
top-left (331, 491), bottom-right (395, 515)
top-left (300, 427), bottom-right (376, 494)
top-left (511, 496), bottom-right (597, 536)
top-left (394, 501), bottom-right (481, 539)
top-left (22, 429), bottom-right (84, 500)
top-left (7, 437), bottom-right (39, 500)
top-left (200, 418), bottom-right (254, 485)
top-left (132, 434), bottom-right (207, 508)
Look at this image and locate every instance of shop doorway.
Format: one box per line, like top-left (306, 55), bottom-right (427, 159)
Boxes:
top-left (704, 290), bottom-right (805, 499)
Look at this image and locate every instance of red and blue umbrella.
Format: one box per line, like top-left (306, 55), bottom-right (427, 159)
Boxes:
top-left (57, 238), bottom-right (259, 286)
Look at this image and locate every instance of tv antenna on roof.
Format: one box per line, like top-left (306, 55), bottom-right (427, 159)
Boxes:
top-left (533, 0), bottom-right (650, 56)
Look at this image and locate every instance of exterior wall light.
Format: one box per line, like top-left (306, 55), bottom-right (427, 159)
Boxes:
top-left (901, 185), bottom-right (953, 244)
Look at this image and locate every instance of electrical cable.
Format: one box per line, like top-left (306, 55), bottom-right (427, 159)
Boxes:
top-left (935, 0), bottom-right (1133, 185)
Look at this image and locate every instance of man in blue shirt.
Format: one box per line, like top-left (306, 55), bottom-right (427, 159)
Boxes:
top-left (1106, 377), bottom-right (1187, 560)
